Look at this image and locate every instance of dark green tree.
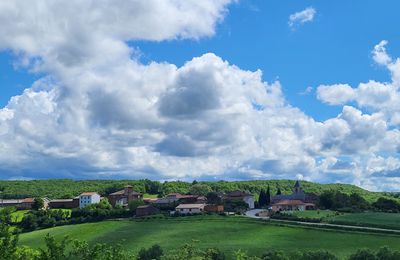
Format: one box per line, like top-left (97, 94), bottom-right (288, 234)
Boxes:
top-left (276, 187), bottom-right (282, 195)
top-left (265, 186), bottom-right (271, 206)
top-left (258, 190), bottom-right (266, 208)
top-left (32, 197), bottom-right (44, 211)
top-left (137, 244), bottom-right (163, 260)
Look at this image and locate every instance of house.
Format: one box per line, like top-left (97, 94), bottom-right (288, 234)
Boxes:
top-left (204, 204), bottom-right (224, 213)
top-left (108, 185), bottom-right (143, 207)
top-left (79, 192), bottom-right (101, 208)
top-left (271, 181), bottom-right (316, 212)
top-left (225, 191), bottom-right (255, 209)
top-left (49, 197), bottom-right (79, 209)
top-left (136, 205), bottom-right (160, 217)
top-left (175, 203), bottom-right (205, 214)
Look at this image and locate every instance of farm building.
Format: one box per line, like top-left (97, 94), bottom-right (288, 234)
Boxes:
top-left (175, 203), bottom-right (205, 214)
top-left (0, 197), bottom-right (48, 210)
top-left (136, 205), bottom-right (160, 217)
top-left (204, 204), bottom-right (224, 213)
top-left (108, 185), bottom-right (143, 207)
top-left (49, 197), bottom-right (79, 209)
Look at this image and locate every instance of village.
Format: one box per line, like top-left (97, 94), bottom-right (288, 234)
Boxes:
top-left (0, 181), bottom-right (316, 217)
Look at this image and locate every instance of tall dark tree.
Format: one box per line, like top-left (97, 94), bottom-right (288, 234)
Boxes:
top-left (276, 187), bottom-right (282, 195)
top-left (258, 190), bottom-right (266, 208)
top-left (265, 186), bottom-right (271, 206)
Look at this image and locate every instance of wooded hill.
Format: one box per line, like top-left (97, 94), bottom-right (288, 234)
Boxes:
top-left (0, 179), bottom-right (398, 202)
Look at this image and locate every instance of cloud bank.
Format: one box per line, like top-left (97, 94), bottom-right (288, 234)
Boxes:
top-left (0, 2), bottom-right (399, 191)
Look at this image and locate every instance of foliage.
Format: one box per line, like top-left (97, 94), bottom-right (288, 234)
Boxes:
top-left (137, 244), bottom-right (163, 260)
top-left (129, 199), bottom-right (145, 213)
top-left (0, 221), bottom-right (19, 260)
top-left (261, 250), bottom-right (288, 260)
top-left (223, 200), bottom-right (248, 213)
top-left (318, 191), bottom-right (370, 211)
top-left (348, 248), bottom-right (376, 260)
top-left (372, 197), bottom-right (400, 212)
top-left (32, 198), bottom-right (45, 211)
top-left (20, 209), bottom-right (70, 231)
top-left (189, 184), bottom-right (212, 196)
top-left (206, 192), bottom-right (223, 204)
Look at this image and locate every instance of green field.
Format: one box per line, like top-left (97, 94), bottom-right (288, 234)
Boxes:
top-left (18, 216), bottom-right (400, 259)
top-left (329, 212), bottom-right (400, 230)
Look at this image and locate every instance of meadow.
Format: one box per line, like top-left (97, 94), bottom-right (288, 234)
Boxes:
top-left (329, 212), bottom-right (400, 230)
top-left (18, 216), bottom-right (400, 259)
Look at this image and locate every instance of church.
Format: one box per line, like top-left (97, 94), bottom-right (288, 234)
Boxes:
top-left (271, 181), bottom-right (316, 212)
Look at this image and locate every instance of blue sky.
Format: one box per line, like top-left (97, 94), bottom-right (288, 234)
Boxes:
top-left (0, 1), bottom-right (400, 190)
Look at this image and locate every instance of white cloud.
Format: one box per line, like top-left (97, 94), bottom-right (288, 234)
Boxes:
top-left (288, 7), bottom-right (316, 28)
top-left (0, 2), bottom-right (400, 190)
top-left (317, 84), bottom-right (355, 105)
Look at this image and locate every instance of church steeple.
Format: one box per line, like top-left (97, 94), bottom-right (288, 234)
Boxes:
top-left (293, 180), bottom-right (302, 194)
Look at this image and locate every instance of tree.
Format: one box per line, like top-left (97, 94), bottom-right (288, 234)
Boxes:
top-left (129, 199), bottom-right (145, 213)
top-left (376, 246), bottom-right (400, 260)
top-left (206, 192), bottom-right (222, 204)
top-left (20, 214), bottom-right (38, 231)
top-left (348, 248), bottom-right (376, 260)
top-left (261, 250), bottom-right (288, 260)
top-left (265, 186), bottom-right (271, 206)
top-left (189, 184), bottom-right (212, 196)
top-left (0, 219), bottom-right (19, 260)
top-left (258, 190), bottom-right (266, 208)
top-left (32, 198), bottom-right (44, 211)
top-left (373, 197), bottom-right (400, 212)
top-left (276, 187), bottom-right (282, 195)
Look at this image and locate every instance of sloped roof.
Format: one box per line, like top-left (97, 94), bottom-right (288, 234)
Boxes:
top-left (109, 189), bottom-right (141, 196)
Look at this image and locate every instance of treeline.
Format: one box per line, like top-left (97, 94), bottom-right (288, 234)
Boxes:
top-left (17, 199), bottom-right (135, 232)
top-left (0, 179), bottom-right (394, 203)
top-left (318, 190), bottom-right (400, 213)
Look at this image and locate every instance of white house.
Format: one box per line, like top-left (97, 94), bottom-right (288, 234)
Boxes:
top-left (79, 192), bottom-right (101, 208)
top-left (175, 203), bottom-right (205, 214)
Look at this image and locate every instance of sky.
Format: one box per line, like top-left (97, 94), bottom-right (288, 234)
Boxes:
top-left (0, 1), bottom-right (400, 191)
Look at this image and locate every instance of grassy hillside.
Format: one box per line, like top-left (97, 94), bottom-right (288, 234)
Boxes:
top-left (19, 216), bottom-right (400, 259)
top-left (0, 179), bottom-right (394, 202)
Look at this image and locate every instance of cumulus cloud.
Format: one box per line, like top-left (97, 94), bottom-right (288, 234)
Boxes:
top-left (288, 7), bottom-right (316, 28)
top-left (0, 2), bottom-right (400, 190)
top-left (317, 41), bottom-right (400, 126)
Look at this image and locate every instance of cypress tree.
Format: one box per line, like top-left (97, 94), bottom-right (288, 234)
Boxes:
top-left (266, 185), bottom-right (271, 206)
top-left (258, 190), bottom-right (265, 207)
top-left (276, 187), bottom-right (282, 195)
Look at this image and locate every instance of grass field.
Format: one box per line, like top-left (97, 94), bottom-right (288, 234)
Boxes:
top-left (329, 212), bottom-right (400, 230)
top-left (18, 216), bottom-right (400, 259)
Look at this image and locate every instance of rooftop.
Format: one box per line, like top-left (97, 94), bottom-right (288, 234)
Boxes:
top-left (80, 192), bottom-right (99, 196)
top-left (176, 203), bottom-right (206, 209)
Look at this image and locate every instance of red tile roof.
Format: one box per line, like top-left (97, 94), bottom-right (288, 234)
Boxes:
top-left (80, 192), bottom-right (99, 196)
top-left (273, 199), bottom-right (306, 206)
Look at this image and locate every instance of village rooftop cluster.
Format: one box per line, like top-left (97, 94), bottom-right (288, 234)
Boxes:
top-left (0, 181), bottom-right (315, 216)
